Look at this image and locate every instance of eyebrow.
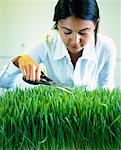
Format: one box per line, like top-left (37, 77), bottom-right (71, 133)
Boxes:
top-left (61, 27), bottom-right (91, 32)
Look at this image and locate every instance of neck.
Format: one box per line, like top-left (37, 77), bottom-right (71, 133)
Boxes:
top-left (68, 49), bottom-right (83, 66)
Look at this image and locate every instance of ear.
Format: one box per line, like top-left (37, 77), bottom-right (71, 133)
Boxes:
top-left (56, 22), bottom-right (61, 31)
top-left (94, 18), bottom-right (100, 30)
top-left (52, 22), bottom-right (58, 30)
top-left (57, 23), bottom-right (59, 29)
top-left (95, 18), bottom-right (100, 25)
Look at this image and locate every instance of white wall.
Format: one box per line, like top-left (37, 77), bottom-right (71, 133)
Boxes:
top-left (0, 0), bottom-right (121, 88)
top-left (98, 0), bottom-right (121, 88)
top-left (0, 0), bottom-right (56, 56)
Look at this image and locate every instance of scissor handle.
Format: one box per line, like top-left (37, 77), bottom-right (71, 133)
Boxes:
top-left (40, 71), bottom-right (53, 82)
top-left (23, 76), bottom-right (51, 85)
top-left (23, 71), bottom-right (53, 85)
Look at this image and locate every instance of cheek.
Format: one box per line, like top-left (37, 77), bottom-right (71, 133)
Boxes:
top-left (60, 33), bottom-right (70, 45)
top-left (81, 38), bottom-right (89, 46)
top-left (80, 38), bottom-right (89, 47)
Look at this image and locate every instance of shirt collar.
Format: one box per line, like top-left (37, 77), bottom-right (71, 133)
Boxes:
top-left (53, 31), bottom-right (97, 63)
top-left (53, 32), bottom-right (68, 60)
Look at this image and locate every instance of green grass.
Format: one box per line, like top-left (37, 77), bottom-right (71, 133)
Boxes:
top-left (0, 86), bottom-right (121, 149)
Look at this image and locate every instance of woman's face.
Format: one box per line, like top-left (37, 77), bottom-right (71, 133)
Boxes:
top-left (57, 16), bottom-right (95, 54)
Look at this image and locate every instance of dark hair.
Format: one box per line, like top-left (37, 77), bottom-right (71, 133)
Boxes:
top-left (53, 0), bottom-right (100, 44)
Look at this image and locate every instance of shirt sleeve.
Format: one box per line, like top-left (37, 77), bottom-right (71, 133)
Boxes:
top-left (0, 34), bottom-right (51, 89)
top-left (98, 39), bottom-right (116, 89)
top-left (0, 58), bottom-right (21, 89)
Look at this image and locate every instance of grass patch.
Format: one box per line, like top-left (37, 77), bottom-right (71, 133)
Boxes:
top-left (0, 86), bottom-right (121, 149)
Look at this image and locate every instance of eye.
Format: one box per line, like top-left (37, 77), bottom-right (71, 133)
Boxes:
top-left (64, 32), bottom-right (72, 35)
top-left (79, 32), bottom-right (88, 36)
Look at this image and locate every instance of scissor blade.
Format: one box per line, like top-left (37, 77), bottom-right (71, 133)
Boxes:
top-left (48, 81), bottom-right (72, 94)
top-left (55, 86), bottom-right (72, 94)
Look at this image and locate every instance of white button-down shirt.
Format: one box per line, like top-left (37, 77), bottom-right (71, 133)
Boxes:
top-left (0, 30), bottom-right (116, 90)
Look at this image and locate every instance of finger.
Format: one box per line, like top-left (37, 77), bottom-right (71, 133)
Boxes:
top-left (30, 64), bottom-right (36, 81)
top-left (25, 65), bottom-right (30, 80)
top-left (36, 64), bottom-right (41, 81)
top-left (20, 67), bottom-right (27, 77)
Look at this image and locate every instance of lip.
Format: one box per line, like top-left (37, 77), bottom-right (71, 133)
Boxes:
top-left (71, 43), bottom-right (83, 48)
top-left (71, 45), bottom-right (82, 50)
top-left (72, 46), bottom-right (80, 49)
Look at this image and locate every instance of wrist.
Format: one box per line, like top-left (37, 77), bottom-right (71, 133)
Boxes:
top-left (12, 56), bottom-right (20, 68)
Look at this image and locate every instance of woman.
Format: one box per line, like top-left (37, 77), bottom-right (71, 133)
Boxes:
top-left (0, 0), bottom-right (116, 90)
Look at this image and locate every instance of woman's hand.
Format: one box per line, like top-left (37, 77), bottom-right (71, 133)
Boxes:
top-left (13, 55), bottom-right (41, 81)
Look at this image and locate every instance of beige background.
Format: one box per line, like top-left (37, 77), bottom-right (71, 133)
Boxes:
top-left (0, 0), bottom-right (121, 88)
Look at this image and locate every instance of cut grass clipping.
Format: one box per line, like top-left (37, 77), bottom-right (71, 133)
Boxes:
top-left (0, 86), bottom-right (121, 149)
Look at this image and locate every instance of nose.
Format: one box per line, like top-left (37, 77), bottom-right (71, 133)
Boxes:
top-left (71, 33), bottom-right (81, 45)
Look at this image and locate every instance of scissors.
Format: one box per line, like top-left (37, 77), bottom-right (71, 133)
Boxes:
top-left (23, 71), bottom-right (72, 94)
